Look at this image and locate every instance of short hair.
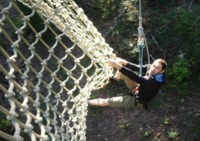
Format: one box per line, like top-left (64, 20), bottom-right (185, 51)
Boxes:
top-left (155, 59), bottom-right (167, 70)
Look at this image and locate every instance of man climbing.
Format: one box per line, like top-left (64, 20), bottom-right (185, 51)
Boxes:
top-left (88, 57), bottom-right (167, 109)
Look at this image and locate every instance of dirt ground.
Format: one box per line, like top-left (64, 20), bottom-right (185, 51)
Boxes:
top-left (86, 82), bottom-right (200, 141)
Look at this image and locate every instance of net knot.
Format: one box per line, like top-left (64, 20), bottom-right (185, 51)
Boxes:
top-left (20, 103), bottom-right (29, 112)
top-left (5, 90), bottom-right (15, 98)
top-left (7, 111), bottom-right (19, 120)
top-left (34, 86), bottom-right (40, 92)
top-left (43, 112), bottom-right (50, 117)
top-left (24, 124), bottom-right (33, 133)
top-left (13, 135), bottom-right (23, 141)
top-left (35, 116), bottom-right (42, 123)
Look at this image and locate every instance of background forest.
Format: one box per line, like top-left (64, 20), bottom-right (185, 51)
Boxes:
top-left (75, 0), bottom-right (200, 90)
top-left (72, 0), bottom-right (200, 141)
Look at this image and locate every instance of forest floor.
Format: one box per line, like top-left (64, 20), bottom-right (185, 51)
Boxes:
top-left (86, 81), bottom-right (200, 141)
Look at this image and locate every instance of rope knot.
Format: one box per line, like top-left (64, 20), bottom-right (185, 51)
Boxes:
top-left (7, 111), bottom-right (19, 120)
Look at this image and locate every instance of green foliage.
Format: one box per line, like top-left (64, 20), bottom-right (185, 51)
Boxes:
top-left (16, 1), bottom-right (45, 32)
top-left (167, 129), bottom-right (179, 139)
top-left (163, 117), bottom-right (170, 125)
top-left (144, 4), bottom-right (200, 91)
top-left (168, 57), bottom-right (192, 89)
top-left (75, 0), bottom-right (139, 58)
top-left (121, 0), bottom-right (138, 22)
top-left (0, 119), bottom-right (11, 128)
top-left (75, 0), bottom-right (123, 22)
top-left (144, 130), bottom-right (152, 137)
top-left (0, 112), bottom-right (12, 132)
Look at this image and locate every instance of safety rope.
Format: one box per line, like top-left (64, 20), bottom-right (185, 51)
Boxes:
top-left (134, 0), bottom-right (151, 106)
top-left (137, 0), bottom-right (145, 77)
top-left (137, 0), bottom-right (150, 76)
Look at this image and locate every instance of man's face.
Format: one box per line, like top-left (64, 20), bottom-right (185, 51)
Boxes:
top-left (149, 60), bottom-right (164, 75)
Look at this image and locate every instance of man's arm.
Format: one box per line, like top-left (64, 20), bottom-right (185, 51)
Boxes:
top-left (115, 57), bottom-right (128, 65)
top-left (108, 57), bottom-right (138, 70)
top-left (107, 59), bottom-right (123, 70)
top-left (115, 57), bottom-right (148, 73)
top-left (119, 66), bottom-right (140, 82)
top-left (126, 62), bottom-right (150, 73)
top-left (108, 59), bottom-right (140, 82)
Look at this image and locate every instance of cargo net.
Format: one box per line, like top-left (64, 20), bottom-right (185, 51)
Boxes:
top-left (0, 0), bottom-right (115, 140)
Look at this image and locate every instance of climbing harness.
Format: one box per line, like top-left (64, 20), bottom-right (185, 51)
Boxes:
top-left (133, 85), bottom-right (139, 107)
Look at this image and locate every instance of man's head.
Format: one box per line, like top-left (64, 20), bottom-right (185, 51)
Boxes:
top-left (149, 59), bottom-right (167, 75)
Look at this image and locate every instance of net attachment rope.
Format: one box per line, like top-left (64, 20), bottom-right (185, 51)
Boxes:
top-left (0, 0), bottom-right (115, 140)
top-left (137, 0), bottom-right (145, 77)
top-left (137, 0), bottom-right (150, 76)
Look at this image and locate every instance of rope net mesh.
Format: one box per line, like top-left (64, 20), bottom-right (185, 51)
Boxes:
top-left (0, 0), bottom-right (115, 140)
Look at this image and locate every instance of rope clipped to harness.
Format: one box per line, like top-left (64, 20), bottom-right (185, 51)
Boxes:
top-left (134, 0), bottom-right (145, 107)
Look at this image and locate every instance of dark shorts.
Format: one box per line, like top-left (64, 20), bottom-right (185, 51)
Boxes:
top-left (108, 95), bottom-right (143, 108)
top-left (108, 73), bottom-right (143, 108)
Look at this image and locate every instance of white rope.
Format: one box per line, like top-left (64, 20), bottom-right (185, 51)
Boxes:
top-left (137, 0), bottom-right (150, 75)
top-left (137, 0), bottom-right (145, 76)
top-left (0, 0), bottom-right (115, 140)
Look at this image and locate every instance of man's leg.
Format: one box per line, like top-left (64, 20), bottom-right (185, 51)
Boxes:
top-left (122, 75), bottom-right (137, 91)
top-left (89, 95), bottom-right (143, 108)
top-left (88, 98), bottom-right (110, 106)
top-left (112, 70), bottom-right (137, 91)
